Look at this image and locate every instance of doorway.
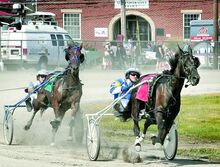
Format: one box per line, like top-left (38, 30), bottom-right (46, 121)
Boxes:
top-left (113, 15), bottom-right (152, 47)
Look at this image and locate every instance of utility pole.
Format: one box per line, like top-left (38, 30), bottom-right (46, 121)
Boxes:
top-left (213, 0), bottom-right (219, 69)
top-left (35, 0), bottom-right (38, 12)
top-left (121, 0), bottom-right (127, 41)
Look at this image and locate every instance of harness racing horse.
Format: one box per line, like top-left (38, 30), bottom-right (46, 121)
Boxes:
top-left (24, 43), bottom-right (84, 145)
top-left (131, 45), bottom-right (200, 150)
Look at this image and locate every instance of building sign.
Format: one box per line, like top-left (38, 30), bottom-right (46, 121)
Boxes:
top-left (190, 20), bottom-right (218, 41)
top-left (191, 26), bottom-right (213, 40)
top-left (94, 28), bottom-right (108, 37)
top-left (114, 0), bottom-right (149, 9)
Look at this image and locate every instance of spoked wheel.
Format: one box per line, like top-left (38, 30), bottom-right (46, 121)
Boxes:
top-left (86, 119), bottom-right (100, 161)
top-left (163, 123), bottom-right (178, 160)
top-left (3, 111), bottom-right (14, 145)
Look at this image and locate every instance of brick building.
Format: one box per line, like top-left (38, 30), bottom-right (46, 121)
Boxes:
top-left (37, 0), bottom-right (216, 43)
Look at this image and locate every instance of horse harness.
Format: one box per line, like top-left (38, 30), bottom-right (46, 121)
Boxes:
top-left (146, 72), bottom-right (186, 112)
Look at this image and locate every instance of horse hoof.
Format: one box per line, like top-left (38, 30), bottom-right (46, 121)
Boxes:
top-left (155, 143), bottom-right (162, 149)
top-left (135, 143), bottom-right (141, 152)
top-left (50, 142), bottom-right (55, 146)
top-left (150, 135), bottom-right (157, 145)
top-left (24, 125), bottom-right (30, 131)
top-left (50, 120), bottom-right (60, 129)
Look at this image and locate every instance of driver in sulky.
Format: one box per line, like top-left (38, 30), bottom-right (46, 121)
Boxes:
top-left (24, 69), bottom-right (48, 112)
top-left (110, 68), bottom-right (141, 121)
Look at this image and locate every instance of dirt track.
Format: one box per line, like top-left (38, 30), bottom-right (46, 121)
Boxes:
top-left (0, 68), bottom-right (220, 167)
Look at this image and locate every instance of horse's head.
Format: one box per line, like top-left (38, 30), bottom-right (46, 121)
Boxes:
top-left (177, 44), bottom-right (200, 86)
top-left (65, 43), bottom-right (84, 66)
top-left (64, 44), bottom-right (81, 75)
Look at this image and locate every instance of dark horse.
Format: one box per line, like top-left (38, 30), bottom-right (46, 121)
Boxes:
top-left (131, 45), bottom-right (200, 149)
top-left (24, 43), bottom-right (84, 145)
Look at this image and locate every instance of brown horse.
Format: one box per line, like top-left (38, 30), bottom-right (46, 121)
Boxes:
top-left (24, 43), bottom-right (84, 145)
top-left (131, 45), bottom-right (200, 150)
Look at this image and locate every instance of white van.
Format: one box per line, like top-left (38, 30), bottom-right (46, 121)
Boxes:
top-left (1, 14), bottom-right (72, 69)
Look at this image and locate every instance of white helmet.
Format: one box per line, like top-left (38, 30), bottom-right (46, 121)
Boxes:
top-left (37, 69), bottom-right (48, 77)
top-left (125, 68), bottom-right (141, 78)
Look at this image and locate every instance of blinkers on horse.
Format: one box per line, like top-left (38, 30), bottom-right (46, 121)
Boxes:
top-left (65, 44), bottom-right (85, 65)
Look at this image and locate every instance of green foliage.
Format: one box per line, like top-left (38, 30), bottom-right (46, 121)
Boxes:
top-left (178, 148), bottom-right (220, 162)
top-left (178, 94), bottom-right (220, 142)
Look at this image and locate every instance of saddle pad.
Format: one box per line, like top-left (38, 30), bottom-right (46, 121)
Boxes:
top-left (136, 74), bottom-right (156, 102)
top-left (44, 75), bottom-right (57, 92)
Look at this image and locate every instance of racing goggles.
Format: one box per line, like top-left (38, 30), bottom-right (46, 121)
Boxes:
top-left (130, 72), bottom-right (140, 78)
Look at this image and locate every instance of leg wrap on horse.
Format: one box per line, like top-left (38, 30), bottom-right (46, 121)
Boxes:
top-left (134, 133), bottom-right (145, 152)
top-left (135, 133), bottom-right (145, 145)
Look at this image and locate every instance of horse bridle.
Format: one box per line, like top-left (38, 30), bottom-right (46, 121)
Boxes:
top-left (179, 52), bottom-right (199, 87)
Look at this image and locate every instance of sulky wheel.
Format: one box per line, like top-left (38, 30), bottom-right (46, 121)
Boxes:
top-left (86, 119), bottom-right (100, 161)
top-left (3, 111), bottom-right (14, 145)
top-left (163, 123), bottom-right (178, 160)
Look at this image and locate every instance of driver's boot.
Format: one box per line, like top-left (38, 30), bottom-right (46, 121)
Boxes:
top-left (25, 98), bottom-right (33, 112)
top-left (113, 103), bottom-right (124, 116)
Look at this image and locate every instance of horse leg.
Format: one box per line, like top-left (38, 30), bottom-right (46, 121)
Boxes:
top-left (131, 98), bottom-right (144, 151)
top-left (50, 105), bottom-right (67, 145)
top-left (133, 119), bottom-right (144, 152)
top-left (24, 107), bottom-right (38, 130)
top-left (68, 101), bottom-right (80, 140)
top-left (50, 99), bottom-right (61, 145)
top-left (24, 93), bottom-right (45, 130)
top-left (153, 111), bottom-right (167, 146)
top-left (166, 96), bottom-right (181, 131)
top-left (143, 115), bottom-right (156, 134)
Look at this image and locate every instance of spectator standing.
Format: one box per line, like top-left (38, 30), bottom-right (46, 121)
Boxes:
top-left (154, 42), bottom-right (165, 72)
top-left (116, 42), bottom-right (127, 69)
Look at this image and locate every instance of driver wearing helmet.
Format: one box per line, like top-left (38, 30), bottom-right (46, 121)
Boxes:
top-left (25, 69), bottom-right (48, 112)
top-left (110, 68), bottom-right (141, 120)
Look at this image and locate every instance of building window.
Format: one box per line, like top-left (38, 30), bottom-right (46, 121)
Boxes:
top-left (156, 28), bottom-right (164, 36)
top-left (63, 13), bottom-right (81, 40)
top-left (183, 13), bottom-right (201, 40)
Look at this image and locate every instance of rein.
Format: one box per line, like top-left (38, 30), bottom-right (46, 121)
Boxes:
top-left (162, 74), bottom-right (186, 80)
top-left (163, 73), bottom-right (191, 89)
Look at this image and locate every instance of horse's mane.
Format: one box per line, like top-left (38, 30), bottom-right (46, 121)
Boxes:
top-left (166, 51), bottom-right (179, 74)
top-left (167, 47), bottom-right (198, 75)
top-left (169, 53), bottom-right (178, 69)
